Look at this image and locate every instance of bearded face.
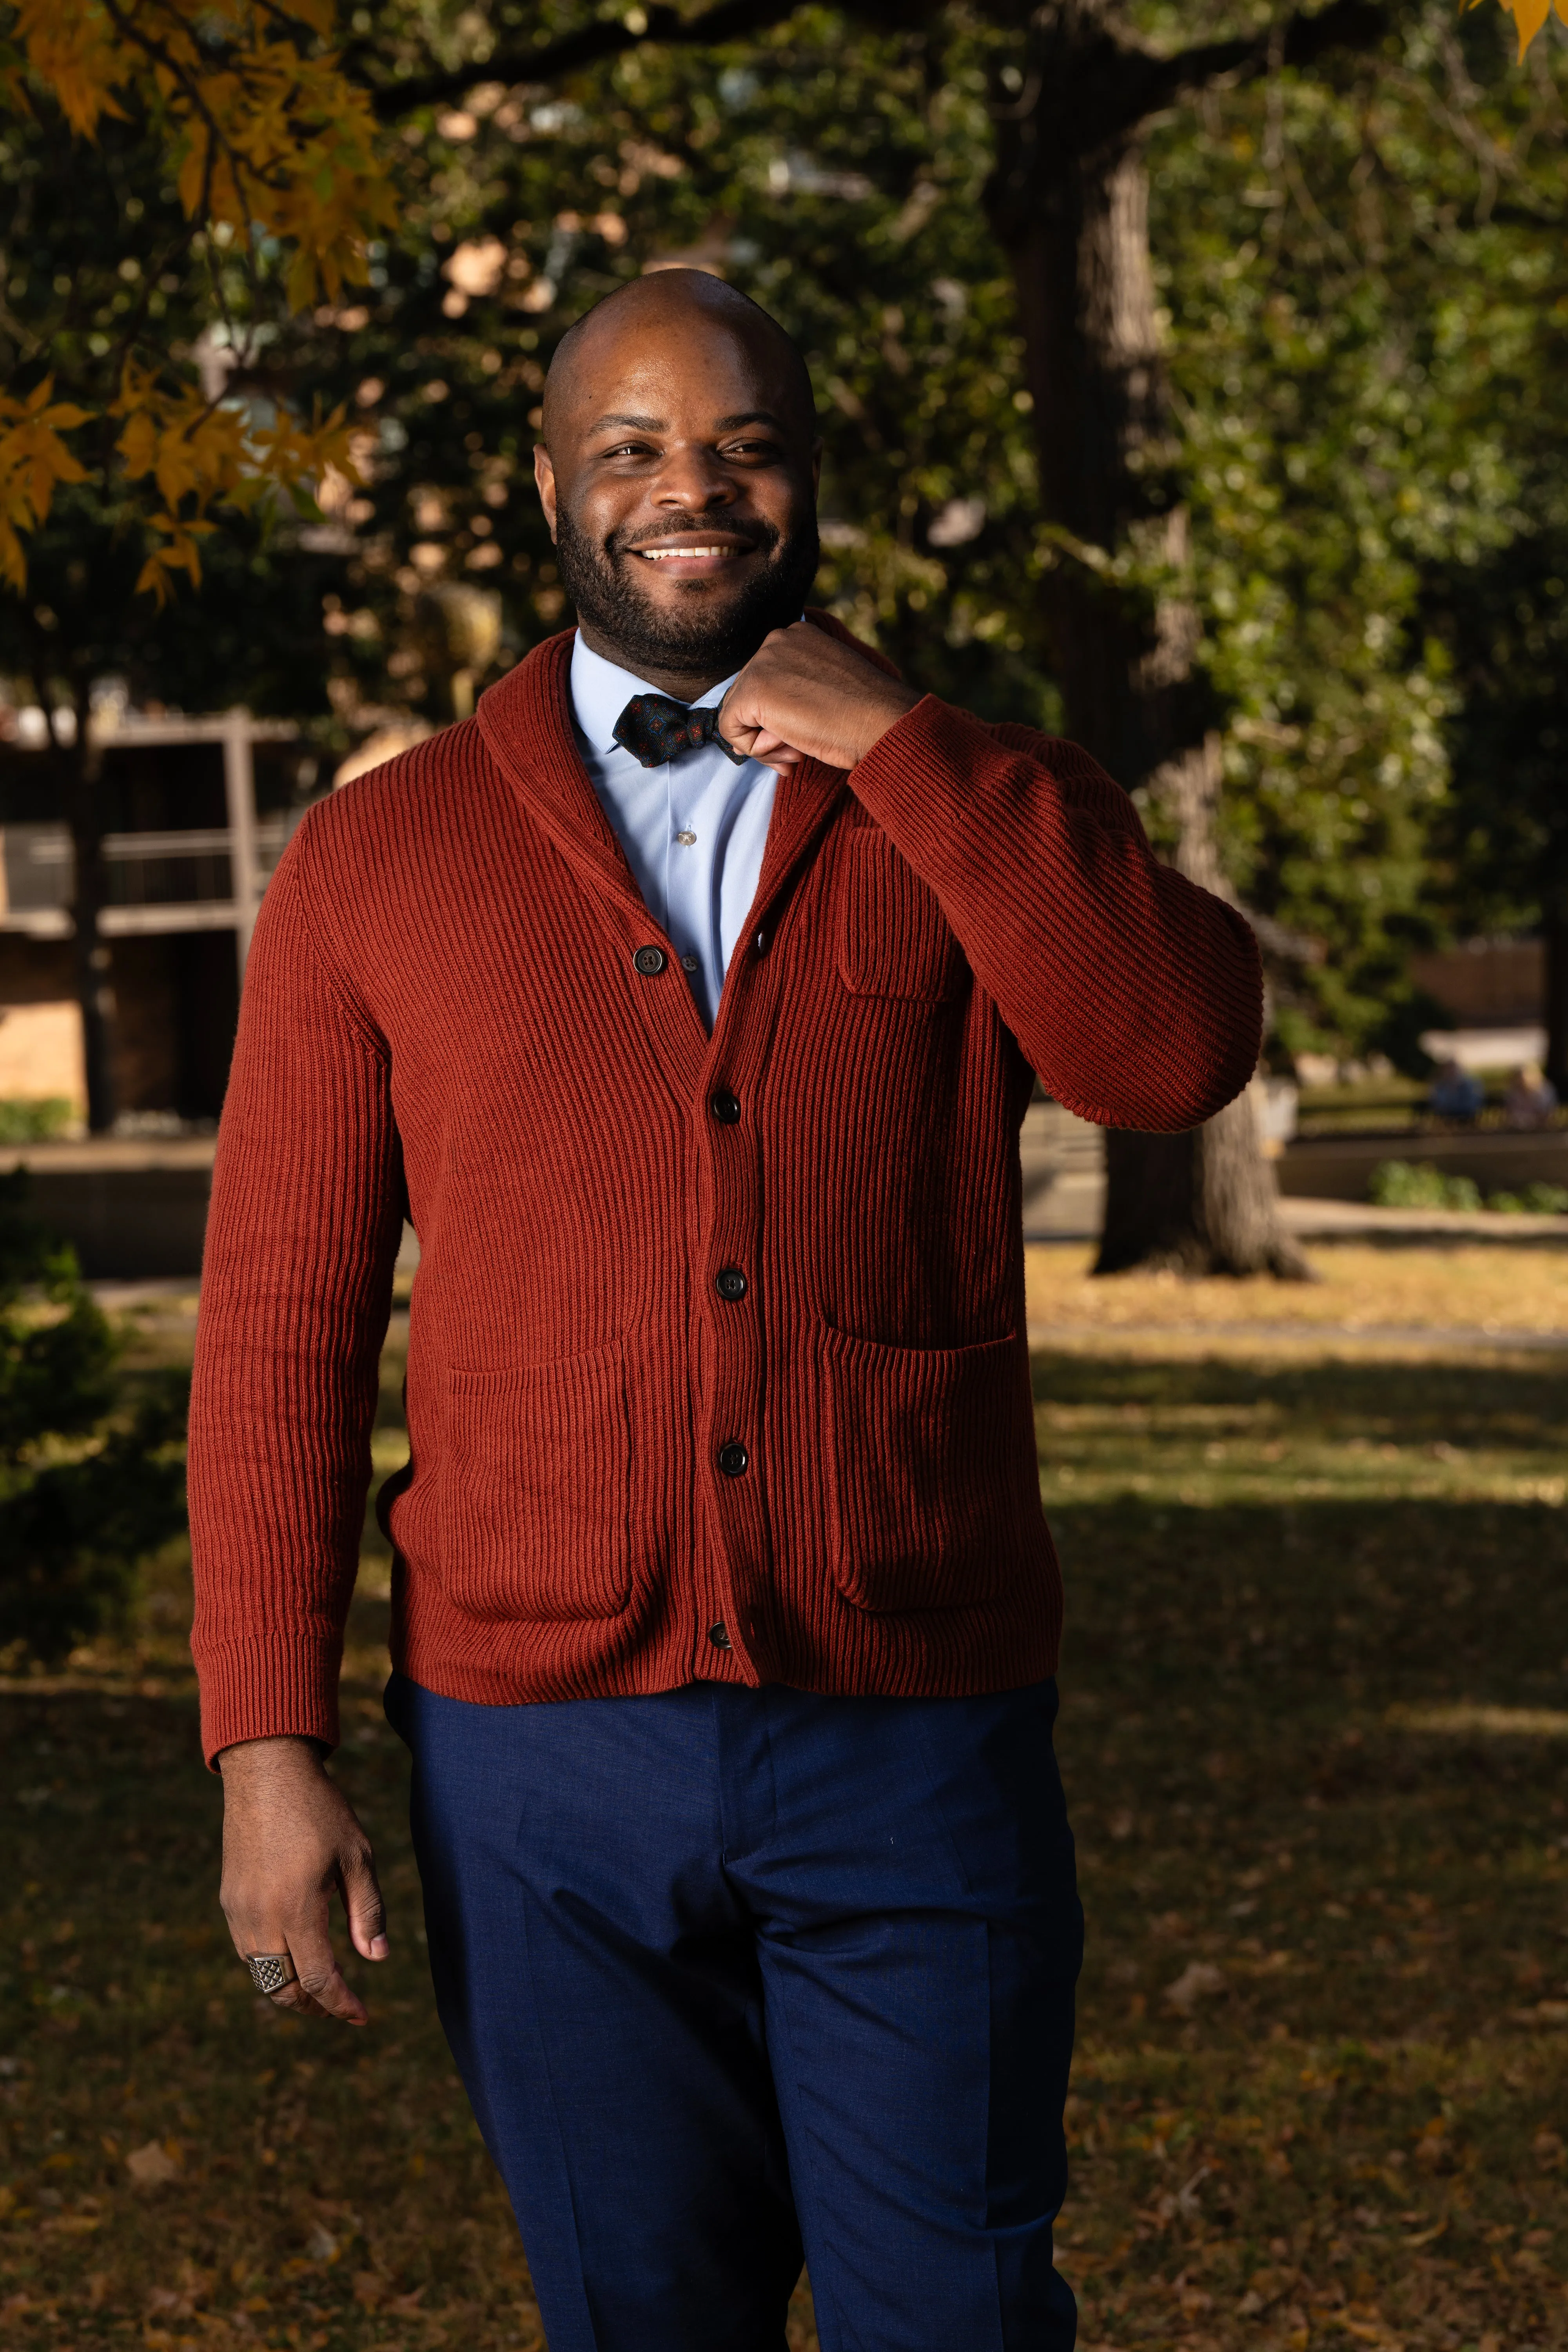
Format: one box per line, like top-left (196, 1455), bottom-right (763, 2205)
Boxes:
top-left (553, 501), bottom-right (821, 684)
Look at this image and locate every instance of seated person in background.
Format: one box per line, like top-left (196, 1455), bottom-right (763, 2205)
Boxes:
top-left (1429, 1057), bottom-right (1485, 1122)
top-left (1504, 1061), bottom-right (1558, 1129)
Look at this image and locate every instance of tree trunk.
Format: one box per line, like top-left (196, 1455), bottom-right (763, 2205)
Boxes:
top-left (985, 4), bottom-right (1307, 1278)
top-left (60, 692), bottom-right (117, 1135)
top-left (1544, 904), bottom-right (1568, 1105)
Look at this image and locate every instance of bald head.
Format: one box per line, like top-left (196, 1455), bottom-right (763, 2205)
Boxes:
top-left (532, 269), bottom-right (822, 697)
top-left (541, 270), bottom-right (815, 450)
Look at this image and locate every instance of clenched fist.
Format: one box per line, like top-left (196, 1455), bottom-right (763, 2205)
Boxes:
top-left (719, 622), bottom-right (921, 773)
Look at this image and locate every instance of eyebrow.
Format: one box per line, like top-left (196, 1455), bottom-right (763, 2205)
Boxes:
top-left (589, 413), bottom-right (666, 434)
top-left (586, 409), bottom-right (789, 437)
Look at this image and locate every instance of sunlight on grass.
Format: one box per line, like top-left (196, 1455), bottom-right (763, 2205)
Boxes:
top-left (1388, 1703), bottom-right (1568, 1740)
top-left (2, 1243), bottom-right (1565, 2350)
top-left (1026, 1239), bottom-right (1568, 1334)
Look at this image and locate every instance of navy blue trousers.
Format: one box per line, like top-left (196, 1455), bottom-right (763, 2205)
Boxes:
top-left (386, 1673), bottom-right (1082, 2352)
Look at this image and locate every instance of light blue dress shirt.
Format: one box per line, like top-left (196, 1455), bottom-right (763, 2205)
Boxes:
top-left (568, 633), bottom-right (778, 1032)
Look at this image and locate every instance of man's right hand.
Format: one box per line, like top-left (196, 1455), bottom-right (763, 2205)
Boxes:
top-left (218, 1734), bottom-right (390, 2024)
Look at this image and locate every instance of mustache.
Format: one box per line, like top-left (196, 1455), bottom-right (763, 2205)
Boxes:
top-left (610, 517), bottom-right (779, 559)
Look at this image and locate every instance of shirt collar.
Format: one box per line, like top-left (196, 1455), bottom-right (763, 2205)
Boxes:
top-left (568, 632), bottom-right (737, 757)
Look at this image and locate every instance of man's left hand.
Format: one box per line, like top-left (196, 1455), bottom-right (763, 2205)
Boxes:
top-left (719, 623), bottom-right (920, 773)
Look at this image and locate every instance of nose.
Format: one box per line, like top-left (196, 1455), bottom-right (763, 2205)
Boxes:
top-left (650, 443), bottom-right (738, 512)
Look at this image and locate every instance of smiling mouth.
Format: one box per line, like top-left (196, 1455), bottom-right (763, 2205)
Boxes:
top-left (633, 543), bottom-right (756, 561)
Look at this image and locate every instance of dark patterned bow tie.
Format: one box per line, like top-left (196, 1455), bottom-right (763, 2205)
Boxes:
top-left (612, 691), bottom-right (747, 769)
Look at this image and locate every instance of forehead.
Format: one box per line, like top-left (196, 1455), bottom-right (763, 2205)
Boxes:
top-left (560, 310), bottom-right (794, 436)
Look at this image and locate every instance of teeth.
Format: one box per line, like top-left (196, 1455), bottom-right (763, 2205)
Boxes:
top-left (639, 546), bottom-right (733, 559)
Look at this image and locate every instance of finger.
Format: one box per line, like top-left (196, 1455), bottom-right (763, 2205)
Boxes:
top-left (286, 1933), bottom-right (369, 2027)
top-left (341, 1847), bottom-right (390, 1962)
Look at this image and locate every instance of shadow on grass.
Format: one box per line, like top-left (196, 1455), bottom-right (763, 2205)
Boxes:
top-left (0, 1339), bottom-right (1564, 2348)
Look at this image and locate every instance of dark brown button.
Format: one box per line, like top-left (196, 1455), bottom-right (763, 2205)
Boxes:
top-left (708, 1621), bottom-right (732, 1651)
top-left (710, 1088), bottom-right (740, 1126)
top-left (754, 926), bottom-right (768, 955)
top-left (717, 1441), bottom-right (748, 1477)
top-left (633, 945), bottom-right (666, 977)
top-left (716, 1267), bottom-right (747, 1303)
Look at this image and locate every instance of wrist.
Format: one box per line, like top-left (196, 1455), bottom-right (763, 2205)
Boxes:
top-left (218, 1733), bottom-right (330, 1782)
top-left (848, 684), bottom-right (921, 766)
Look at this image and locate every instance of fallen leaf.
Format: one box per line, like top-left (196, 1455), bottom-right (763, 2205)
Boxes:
top-left (1164, 1961), bottom-right (1226, 2014)
top-left (125, 2140), bottom-right (180, 2188)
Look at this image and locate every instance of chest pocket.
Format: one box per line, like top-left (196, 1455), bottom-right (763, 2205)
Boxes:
top-left (836, 829), bottom-right (962, 1003)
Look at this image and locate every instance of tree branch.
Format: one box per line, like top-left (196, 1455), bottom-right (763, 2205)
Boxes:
top-left (1125, 0), bottom-right (1390, 130)
top-left (367, 0), bottom-right (809, 119)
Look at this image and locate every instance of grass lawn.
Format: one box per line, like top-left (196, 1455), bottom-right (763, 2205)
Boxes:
top-left (1, 1243), bottom-right (1565, 2350)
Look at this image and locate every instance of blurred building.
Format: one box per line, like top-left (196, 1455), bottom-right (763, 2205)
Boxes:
top-left (0, 712), bottom-right (315, 1125)
top-left (1410, 937), bottom-right (1543, 1030)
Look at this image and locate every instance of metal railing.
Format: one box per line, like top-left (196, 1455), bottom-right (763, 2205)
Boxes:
top-left (0, 817), bottom-right (296, 939)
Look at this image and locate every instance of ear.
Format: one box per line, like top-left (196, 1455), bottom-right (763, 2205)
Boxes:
top-left (534, 444), bottom-right (559, 541)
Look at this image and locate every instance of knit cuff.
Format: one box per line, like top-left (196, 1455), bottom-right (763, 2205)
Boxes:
top-left (193, 1632), bottom-right (345, 1770)
top-left (847, 695), bottom-right (991, 843)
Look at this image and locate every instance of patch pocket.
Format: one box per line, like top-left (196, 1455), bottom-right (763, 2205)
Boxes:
top-left (818, 1324), bottom-right (1037, 1612)
top-left (442, 1342), bottom-right (635, 1620)
top-left (836, 829), bottom-right (961, 1002)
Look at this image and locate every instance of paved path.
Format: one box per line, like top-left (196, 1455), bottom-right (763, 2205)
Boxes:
top-left (1026, 1319), bottom-right (1568, 1352)
top-left (1023, 1171), bottom-right (1568, 1244)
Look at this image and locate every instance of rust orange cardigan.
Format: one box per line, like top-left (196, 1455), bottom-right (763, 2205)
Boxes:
top-left (188, 619), bottom-right (1261, 1762)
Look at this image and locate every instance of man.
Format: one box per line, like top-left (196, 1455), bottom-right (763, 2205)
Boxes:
top-left (191, 270), bottom-right (1261, 2352)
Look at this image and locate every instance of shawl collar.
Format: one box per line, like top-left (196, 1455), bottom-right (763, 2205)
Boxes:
top-left (474, 609), bottom-right (900, 926)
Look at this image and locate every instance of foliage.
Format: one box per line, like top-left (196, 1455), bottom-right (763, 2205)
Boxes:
top-left (1369, 1158), bottom-right (1485, 1210)
top-left (8, 0), bottom-right (1568, 1063)
top-left (272, 7), bottom-right (1052, 734)
top-left (1489, 1180), bottom-right (1568, 1212)
top-left (0, 1169), bottom-right (187, 1664)
top-left (1, 1257), bottom-right (1565, 2344)
top-left (255, 2), bottom-right (1566, 1065)
top-left (0, 1095), bottom-right (73, 1144)
top-left (1466, 0), bottom-right (1568, 60)
top-left (1149, 8), bottom-right (1568, 1062)
top-left (0, 0), bottom-right (392, 602)
top-left (1367, 1160), bottom-right (1567, 1212)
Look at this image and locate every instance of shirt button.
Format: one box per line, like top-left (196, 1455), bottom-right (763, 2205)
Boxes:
top-left (681, 954), bottom-right (700, 973)
top-left (716, 1266), bottom-right (748, 1302)
top-left (632, 944), bottom-right (666, 977)
top-left (717, 1441), bottom-right (749, 1477)
top-left (710, 1088), bottom-right (740, 1125)
top-left (708, 1621), bottom-right (733, 1651)
top-left (675, 829), bottom-right (697, 848)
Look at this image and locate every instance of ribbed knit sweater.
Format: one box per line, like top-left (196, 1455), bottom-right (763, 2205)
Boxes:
top-left (188, 615), bottom-right (1262, 1762)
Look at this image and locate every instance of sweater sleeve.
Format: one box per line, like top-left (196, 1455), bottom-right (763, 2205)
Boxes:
top-left (187, 831), bottom-right (403, 1765)
top-left (847, 698), bottom-right (1263, 1131)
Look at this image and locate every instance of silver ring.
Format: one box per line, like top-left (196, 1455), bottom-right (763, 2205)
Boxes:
top-left (246, 1953), bottom-right (299, 1996)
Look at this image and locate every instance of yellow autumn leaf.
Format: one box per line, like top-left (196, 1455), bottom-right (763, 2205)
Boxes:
top-left (0, 4), bottom-right (397, 594)
top-left (1506, 0), bottom-right (1552, 53)
top-left (1463, 0), bottom-right (1563, 53)
top-left (0, 515), bottom-right (27, 593)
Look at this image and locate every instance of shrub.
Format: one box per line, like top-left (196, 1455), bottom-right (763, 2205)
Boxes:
top-left (0, 1096), bottom-right (76, 1145)
top-left (0, 1169), bottom-right (187, 1664)
top-left (1368, 1160), bottom-right (1483, 1212)
top-left (1487, 1183), bottom-right (1568, 1216)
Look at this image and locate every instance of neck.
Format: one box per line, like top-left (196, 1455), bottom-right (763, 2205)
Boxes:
top-left (575, 617), bottom-right (753, 703)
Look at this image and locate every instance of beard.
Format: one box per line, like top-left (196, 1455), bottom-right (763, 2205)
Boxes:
top-left (554, 504), bottom-right (820, 682)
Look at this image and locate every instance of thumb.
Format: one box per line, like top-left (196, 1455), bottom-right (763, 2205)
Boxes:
top-left (341, 1844), bottom-right (390, 1962)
